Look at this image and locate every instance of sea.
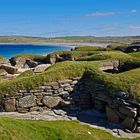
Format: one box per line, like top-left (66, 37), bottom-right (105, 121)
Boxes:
top-left (0, 44), bottom-right (73, 59)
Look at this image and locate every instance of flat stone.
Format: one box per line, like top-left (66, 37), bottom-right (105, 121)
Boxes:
top-left (119, 106), bottom-right (137, 118)
top-left (30, 89), bottom-right (43, 93)
top-left (30, 107), bottom-right (43, 112)
top-left (33, 64), bottom-right (51, 73)
top-left (4, 99), bottom-right (16, 112)
top-left (0, 64), bottom-right (18, 74)
top-left (53, 109), bottom-right (67, 116)
top-left (19, 90), bottom-right (28, 93)
top-left (106, 106), bottom-right (120, 123)
top-left (60, 83), bottom-right (70, 88)
top-left (17, 108), bottom-right (29, 113)
top-left (64, 87), bottom-right (73, 92)
top-left (44, 86), bottom-right (52, 90)
top-left (19, 95), bottom-right (36, 108)
top-left (71, 80), bottom-right (78, 85)
top-left (58, 79), bottom-right (72, 84)
top-left (52, 85), bottom-right (59, 90)
top-left (42, 96), bottom-right (62, 108)
top-left (57, 88), bottom-right (64, 93)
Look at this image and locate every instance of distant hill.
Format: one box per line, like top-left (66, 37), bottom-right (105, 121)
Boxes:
top-left (0, 35), bottom-right (140, 44)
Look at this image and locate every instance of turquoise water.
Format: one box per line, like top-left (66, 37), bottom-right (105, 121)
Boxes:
top-left (0, 44), bottom-right (72, 59)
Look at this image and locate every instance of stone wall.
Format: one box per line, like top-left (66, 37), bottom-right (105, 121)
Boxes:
top-left (0, 77), bottom-right (92, 113)
top-left (84, 77), bottom-right (140, 132)
top-left (0, 75), bottom-right (140, 132)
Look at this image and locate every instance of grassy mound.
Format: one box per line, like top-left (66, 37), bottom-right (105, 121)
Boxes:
top-left (46, 50), bottom-right (101, 61)
top-left (17, 70), bottom-right (34, 78)
top-left (74, 46), bottom-right (108, 51)
top-left (129, 52), bottom-right (140, 58)
top-left (10, 54), bottom-right (48, 64)
top-left (77, 51), bottom-right (132, 61)
top-left (0, 118), bottom-right (139, 140)
top-left (0, 57), bottom-right (140, 100)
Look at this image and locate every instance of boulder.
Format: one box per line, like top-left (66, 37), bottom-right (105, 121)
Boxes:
top-left (26, 59), bottom-right (39, 68)
top-left (42, 96), bottom-right (62, 108)
top-left (122, 117), bottom-right (135, 130)
top-left (4, 99), bottom-right (16, 112)
top-left (0, 64), bottom-right (18, 74)
top-left (106, 106), bottom-right (120, 123)
top-left (33, 64), bottom-right (51, 73)
top-left (19, 95), bottom-right (36, 108)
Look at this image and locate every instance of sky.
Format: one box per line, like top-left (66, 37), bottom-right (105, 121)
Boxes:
top-left (0, 0), bottom-right (140, 37)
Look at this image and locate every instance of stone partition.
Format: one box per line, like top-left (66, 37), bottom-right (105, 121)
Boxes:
top-left (84, 77), bottom-right (140, 133)
top-left (0, 77), bottom-right (92, 114)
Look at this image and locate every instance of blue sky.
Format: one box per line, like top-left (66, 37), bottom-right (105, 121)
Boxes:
top-left (0, 0), bottom-right (140, 37)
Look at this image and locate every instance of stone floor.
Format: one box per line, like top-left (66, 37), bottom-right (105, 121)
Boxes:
top-left (0, 109), bottom-right (140, 139)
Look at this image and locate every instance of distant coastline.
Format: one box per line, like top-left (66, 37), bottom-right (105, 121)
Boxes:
top-left (0, 42), bottom-right (108, 48)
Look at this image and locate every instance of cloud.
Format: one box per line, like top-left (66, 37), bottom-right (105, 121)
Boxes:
top-left (86, 12), bottom-right (115, 17)
top-left (130, 9), bottom-right (138, 13)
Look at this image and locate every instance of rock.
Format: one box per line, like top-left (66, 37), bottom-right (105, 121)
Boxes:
top-left (52, 85), bottom-right (59, 90)
top-left (122, 117), bottom-right (135, 130)
top-left (116, 92), bottom-right (129, 100)
top-left (106, 106), bottom-right (120, 123)
top-left (36, 95), bottom-right (43, 106)
top-left (17, 108), bottom-right (29, 113)
top-left (49, 57), bottom-right (56, 65)
top-left (135, 127), bottom-right (140, 133)
top-left (53, 109), bottom-right (67, 116)
top-left (19, 95), bottom-right (36, 108)
top-left (26, 59), bottom-right (38, 68)
top-left (119, 106), bottom-right (137, 118)
top-left (33, 64), bottom-right (51, 73)
top-left (42, 96), bottom-right (62, 108)
top-left (4, 99), bottom-right (16, 112)
top-left (0, 69), bottom-right (7, 76)
top-left (30, 107), bottom-right (43, 112)
top-left (0, 64), bottom-right (18, 74)
top-left (60, 100), bottom-right (71, 106)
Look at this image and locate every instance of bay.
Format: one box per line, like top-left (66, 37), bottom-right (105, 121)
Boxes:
top-left (0, 44), bottom-right (72, 59)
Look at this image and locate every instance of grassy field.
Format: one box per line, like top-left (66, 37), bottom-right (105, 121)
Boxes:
top-left (0, 35), bottom-right (140, 44)
top-left (0, 118), bottom-right (139, 140)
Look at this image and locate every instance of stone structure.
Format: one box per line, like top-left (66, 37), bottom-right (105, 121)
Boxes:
top-left (84, 76), bottom-right (140, 133)
top-left (0, 76), bottom-right (140, 132)
top-left (0, 77), bottom-right (92, 114)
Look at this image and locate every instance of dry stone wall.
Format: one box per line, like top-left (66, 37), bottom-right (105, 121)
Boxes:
top-left (0, 77), bottom-right (92, 113)
top-left (0, 75), bottom-right (140, 132)
top-left (84, 77), bottom-right (140, 133)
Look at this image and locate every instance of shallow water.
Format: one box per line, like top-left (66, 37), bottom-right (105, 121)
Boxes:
top-left (0, 44), bottom-right (72, 59)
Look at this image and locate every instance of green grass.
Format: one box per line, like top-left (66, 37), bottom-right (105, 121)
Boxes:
top-left (10, 54), bottom-right (48, 63)
top-left (17, 70), bottom-right (34, 78)
top-left (0, 58), bottom-right (140, 100)
top-left (74, 46), bottom-right (108, 51)
top-left (77, 51), bottom-right (132, 61)
top-left (129, 52), bottom-right (140, 58)
top-left (47, 50), bottom-right (101, 60)
top-left (0, 118), bottom-right (139, 140)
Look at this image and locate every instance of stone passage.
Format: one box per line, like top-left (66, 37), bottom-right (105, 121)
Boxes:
top-left (0, 77), bottom-right (92, 113)
top-left (84, 77), bottom-right (140, 133)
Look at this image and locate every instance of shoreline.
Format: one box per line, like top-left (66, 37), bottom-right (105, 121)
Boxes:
top-left (0, 42), bottom-right (108, 48)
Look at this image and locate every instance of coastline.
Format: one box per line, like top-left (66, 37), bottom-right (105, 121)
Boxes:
top-left (0, 42), bottom-right (108, 48)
